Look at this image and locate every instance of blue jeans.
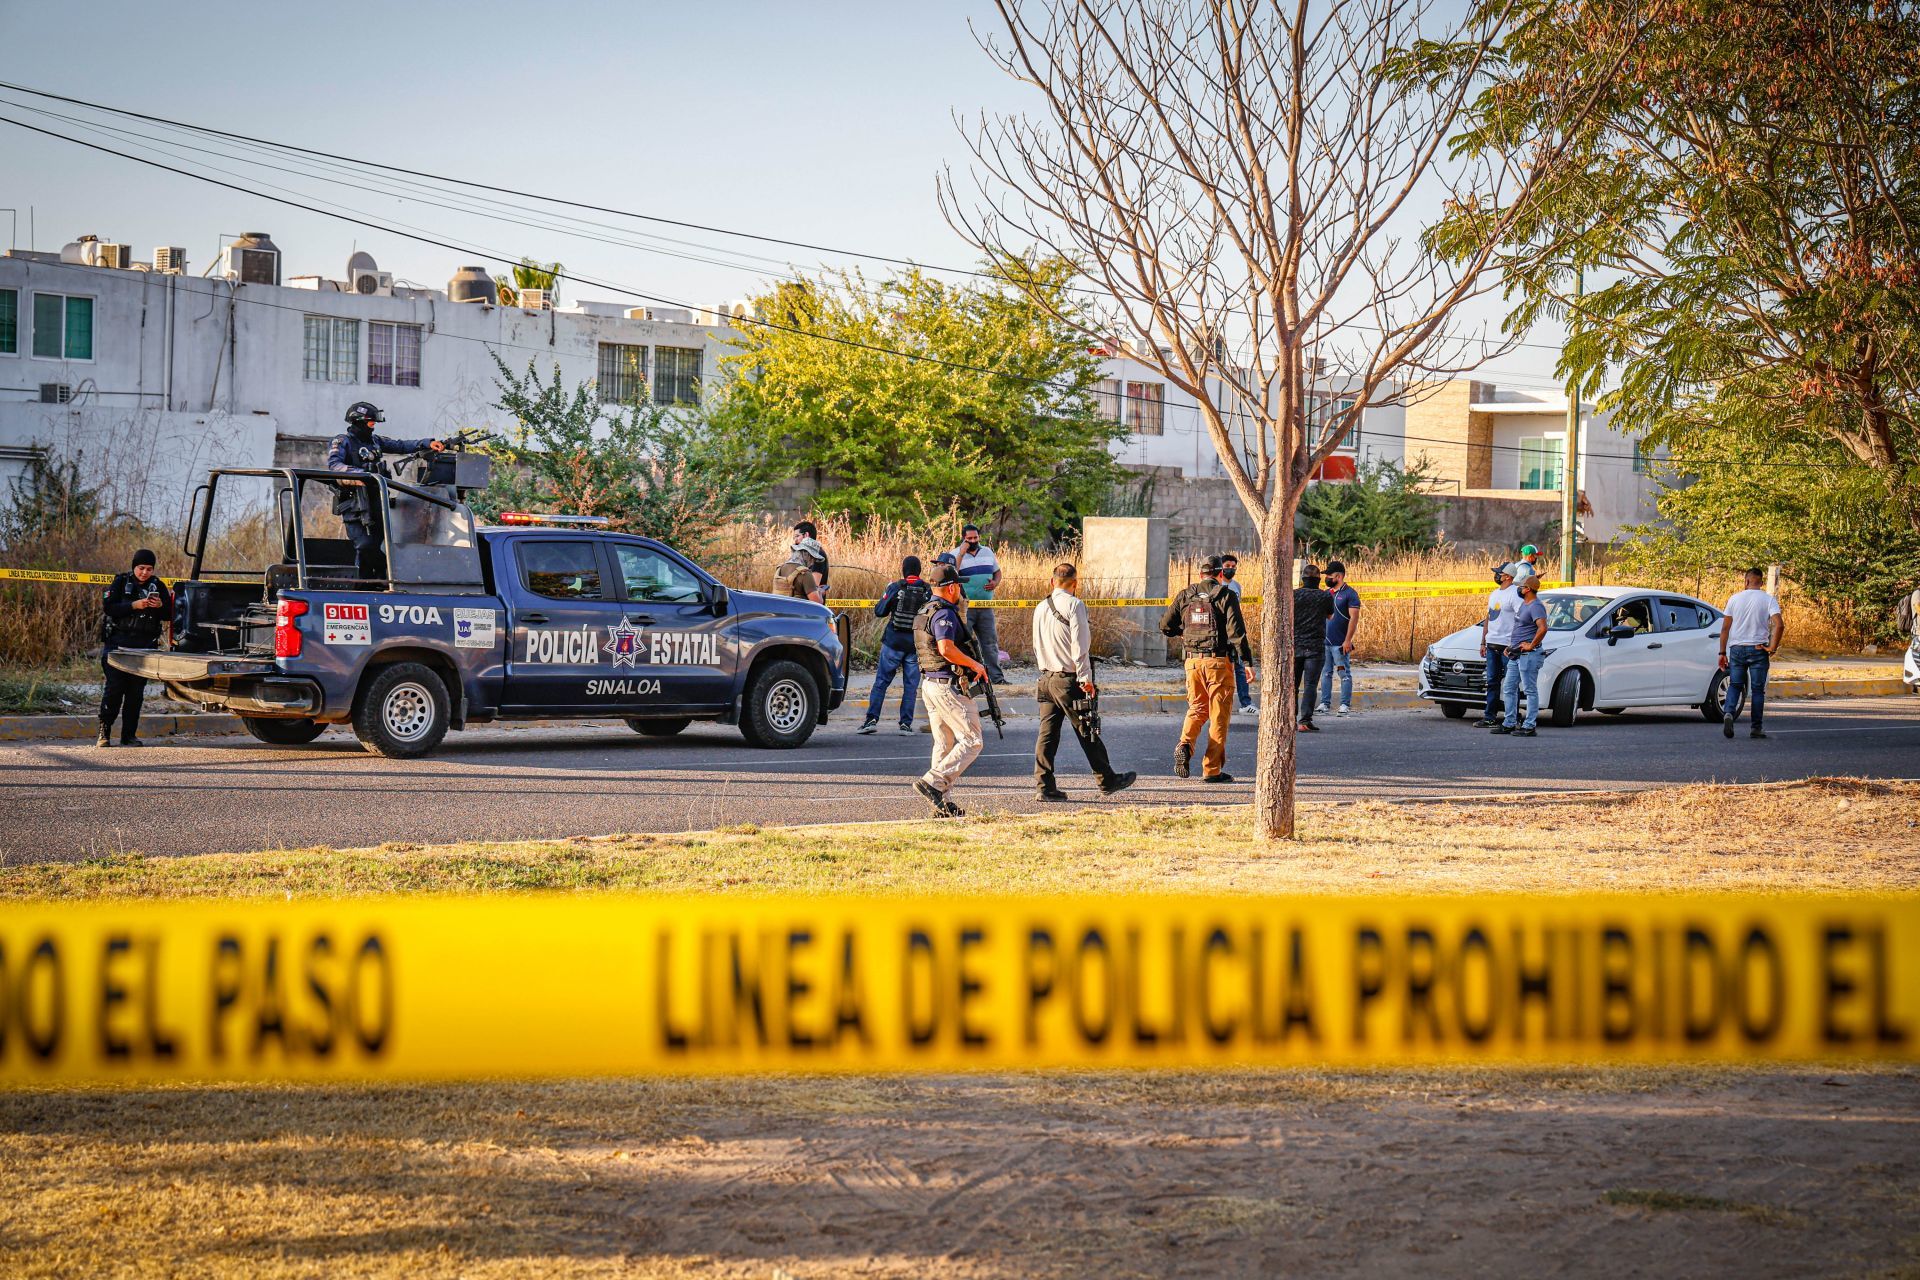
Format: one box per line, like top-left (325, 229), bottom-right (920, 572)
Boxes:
top-left (1232, 657), bottom-right (1252, 707)
top-left (864, 640), bottom-right (921, 725)
top-left (1725, 645), bottom-right (1770, 728)
top-left (1482, 645), bottom-right (1511, 720)
top-left (1500, 648), bottom-right (1546, 729)
top-left (1318, 645), bottom-right (1352, 708)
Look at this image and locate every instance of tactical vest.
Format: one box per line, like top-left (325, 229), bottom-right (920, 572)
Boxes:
top-left (773, 558), bottom-right (818, 599)
top-left (887, 579), bottom-right (932, 636)
top-left (913, 599), bottom-right (965, 676)
top-left (102, 573), bottom-right (166, 648)
top-left (1179, 583), bottom-right (1230, 656)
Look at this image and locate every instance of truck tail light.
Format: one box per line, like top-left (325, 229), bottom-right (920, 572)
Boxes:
top-left (274, 597), bottom-right (309, 658)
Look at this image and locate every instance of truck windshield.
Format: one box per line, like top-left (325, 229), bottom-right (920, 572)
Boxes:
top-left (1543, 594), bottom-right (1610, 630)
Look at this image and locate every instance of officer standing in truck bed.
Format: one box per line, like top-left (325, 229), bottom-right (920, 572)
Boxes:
top-left (328, 401), bottom-right (443, 582)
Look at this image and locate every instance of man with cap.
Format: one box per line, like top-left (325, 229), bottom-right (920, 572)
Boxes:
top-left (1160, 555), bottom-right (1255, 782)
top-left (912, 562), bottom-right (991, 816)
top-left (1509, 544), bottom-right (1545, 584)
top-left (327, 402), bottom-right (444, 583)
top-left (860, 554), bottom-right (929, 734)
top-left (1292, 563), bottom-right (1336, 732)
top-left (1476, 563), bottom-right (1521, 727)
top-left (97, 548), bottom-right (173, 748)
top-left (948, 523), bottom-right (1006, 683)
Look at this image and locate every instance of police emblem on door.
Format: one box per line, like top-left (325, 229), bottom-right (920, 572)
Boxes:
top-left (606, 616), bottom-right (641, 668)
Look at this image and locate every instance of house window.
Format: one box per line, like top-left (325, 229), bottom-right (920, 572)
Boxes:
top-left (597, 342), bottom-right (649, 404)
top-left (1632, 440), bottom-right (1652, 474)
top-left (1309, 393), bottom-right (1358, 450)
top-left (31, 293), bottom-right (93, 361)
top-left (367, 321), bottom-right (422, 387)
top-left (653, 346), bottom-right (702, 406)
top-left (1125, 381), bottom-right (1164, 435)
top-left (1518, 437), bottom-right (1564, 490)
top-left (303, 316), bottom-right (358, 383)
top-left (1093, 378), bottom-right (1123, 423)
top-left (0, 288), bottom-right (17, 355)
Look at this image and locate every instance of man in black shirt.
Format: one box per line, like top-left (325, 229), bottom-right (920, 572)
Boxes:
top-left (1292, 563), bottom-right (1335, 731)
top-left (1159, 555), bottom-right (1256, 782)
top-left (97, 548), bottom-right (174, 748)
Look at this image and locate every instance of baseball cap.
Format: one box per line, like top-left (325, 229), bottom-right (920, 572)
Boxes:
top-left (1520, 544), bottom-right (1539, 556)
top-left (1201, 555), bottom-right (1225, 575)
top-left (926, 563), bottom-right (961, 587)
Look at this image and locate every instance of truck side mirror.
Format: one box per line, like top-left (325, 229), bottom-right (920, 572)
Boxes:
top-left (708, 583), bottom-right (730, 616)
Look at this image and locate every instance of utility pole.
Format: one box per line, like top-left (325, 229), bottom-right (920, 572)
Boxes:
top-left (1560, 268), bottom-right (1584, 584)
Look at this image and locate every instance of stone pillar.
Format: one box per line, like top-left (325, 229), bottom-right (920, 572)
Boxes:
top-left (1081, 516), bottom-right (1169, 664)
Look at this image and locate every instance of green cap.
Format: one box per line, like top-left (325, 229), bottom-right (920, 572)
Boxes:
top-left (1520, 544), bottom-right (1539, 556)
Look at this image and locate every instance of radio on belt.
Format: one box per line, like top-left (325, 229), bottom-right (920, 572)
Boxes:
top-left (103, 457), bottom-right (848, 760)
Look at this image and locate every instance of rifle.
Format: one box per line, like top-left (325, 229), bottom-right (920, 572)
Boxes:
top-left (956, 630), bottom-right (1005, 739)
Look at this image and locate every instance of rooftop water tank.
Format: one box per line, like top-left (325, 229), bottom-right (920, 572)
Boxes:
top-left (447, 265), bottom-right (498, 304)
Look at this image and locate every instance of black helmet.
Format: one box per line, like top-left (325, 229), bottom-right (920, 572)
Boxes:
top-left (344, 401), bottom-right (385, 428)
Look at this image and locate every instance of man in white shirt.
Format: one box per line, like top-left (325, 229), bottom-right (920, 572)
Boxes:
top-left (1475, 565), bottom-right (1520, 727)
top-left (1719, 566), bottom-right (1785, 740)
top-left (1031, 563), bottom-right (1136, 800)
top-left (950, 523), bottom-right (1006, 683)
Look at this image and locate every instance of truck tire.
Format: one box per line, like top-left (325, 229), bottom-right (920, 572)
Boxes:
top-left (241, 716), bottom-right (326, 746)
top-left (1699, 669), bottom-right (1727, 721)
top-left (1548, 670), bottom-right (1581, 729)
top-left (1439, 702), bottom-right (1469, 719)
top-left (352, 662), bottom-right (450, 759)
top-left (739, 660), bottom-right (818, 749)
top-left (626, 717), bottom-right (693, 737)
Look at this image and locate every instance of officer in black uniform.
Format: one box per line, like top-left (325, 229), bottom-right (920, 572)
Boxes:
top-left (97, 548), bottom-right (174, 748)
top-left (327, 402), bottom-right (443, 582)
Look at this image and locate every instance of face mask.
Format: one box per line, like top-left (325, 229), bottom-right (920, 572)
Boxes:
top-left (1222, 566), bottom-right (1236, 579)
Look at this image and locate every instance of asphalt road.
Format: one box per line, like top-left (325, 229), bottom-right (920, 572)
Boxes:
top-left (4, 696), bottom-right (1916, 861)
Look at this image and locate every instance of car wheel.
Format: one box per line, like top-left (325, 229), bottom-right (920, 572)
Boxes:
top-left (1439, 702), bottom-right (1469, 719)
top-left (626, 717), bottom-right (694, 738)
top-left (1548, 671), bottom-right (1580, 728)
top-left (351, 662), bottom-right (451, 759)
top-left (241, 716), bottom-right (326, 745)
top-left (740, 660), bottom-right (819, 749)
top-left (1700, 669), bottom-right (1727, 721)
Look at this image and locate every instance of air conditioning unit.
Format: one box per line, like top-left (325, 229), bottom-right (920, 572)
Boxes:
top-left (223, 245), bottom-right (281, 285)
top-left (351, 269), bottom-right (395, 296)
top-left (518, 288), bottom-right (553, 311)
top-left (39, 383), bottom-right (73, 404)
top-left (153, 247), bottom-right (187, 274)
top-left (94, 243), bottom-right (134, 269)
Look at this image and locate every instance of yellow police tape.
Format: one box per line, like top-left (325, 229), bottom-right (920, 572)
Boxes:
top-left (2, 892), bottom-right (1912, 1083)
top-left (0, 567), bottom-right (120, 585)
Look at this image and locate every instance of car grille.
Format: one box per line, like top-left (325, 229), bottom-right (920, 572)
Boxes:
top-left (1427, 656), bottom-right (1486, 697)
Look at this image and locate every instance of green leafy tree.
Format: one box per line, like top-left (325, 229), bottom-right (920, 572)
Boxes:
top-left (475, 354), bottom-right (773, 553)
top-left (0, 453), bottom-right (104, 544)
top-left (722, 258), bottom-right (1124, 540)
top-left (1431, 0), bottom-right (1920, 617)
top-left (1298, 458), bottom-right (1441, 560)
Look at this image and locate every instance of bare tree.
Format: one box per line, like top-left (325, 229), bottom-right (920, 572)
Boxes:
top-left (944, 0), bottom-right (1619, 839)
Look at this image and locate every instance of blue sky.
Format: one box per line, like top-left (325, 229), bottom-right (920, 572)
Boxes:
top-left (0, 0), bottom-right (1572, 390)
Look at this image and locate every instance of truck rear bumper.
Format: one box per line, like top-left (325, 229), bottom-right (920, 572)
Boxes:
top-left (109, 652), bottom-right (324, 719)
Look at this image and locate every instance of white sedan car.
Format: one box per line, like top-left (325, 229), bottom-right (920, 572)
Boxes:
top-left (1418, 585), bottom-right (1728, 727)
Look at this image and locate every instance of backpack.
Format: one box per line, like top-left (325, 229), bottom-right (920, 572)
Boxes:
top-left (773, 557), bottom-right (817, 599)
top-left (1178, 584), bottom-right (1227, 653)
top-left (888, 579), bottom-right (931, 635)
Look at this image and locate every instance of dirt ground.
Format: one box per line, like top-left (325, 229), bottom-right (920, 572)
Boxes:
top-left (2, 1069), bottom-right (1916, 1278)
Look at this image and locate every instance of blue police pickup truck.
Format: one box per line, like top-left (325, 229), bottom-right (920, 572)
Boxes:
top-left (109, 461), bottom-right (848, 758)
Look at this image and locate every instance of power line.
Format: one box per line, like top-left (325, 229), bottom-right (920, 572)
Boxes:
top-left (0, 76), bottom-right (1582, 358)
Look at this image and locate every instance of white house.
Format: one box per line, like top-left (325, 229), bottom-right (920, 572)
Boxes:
top-left (0, 232), bottom-right (740, 529)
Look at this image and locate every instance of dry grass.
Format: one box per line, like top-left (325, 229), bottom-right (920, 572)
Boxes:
top-left (8, 778), bottom-right (1917, 902)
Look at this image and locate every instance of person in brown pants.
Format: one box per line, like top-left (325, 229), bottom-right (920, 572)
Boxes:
top-left (1160, 555), bottom-right (1256, 783)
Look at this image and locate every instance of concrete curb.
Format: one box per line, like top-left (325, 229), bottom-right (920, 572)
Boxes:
top-left (0, 713), bottom-right (246, 742)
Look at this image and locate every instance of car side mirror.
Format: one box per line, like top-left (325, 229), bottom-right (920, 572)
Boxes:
top-left (708, 583), bottom-right (730, 616)
top-left (1606, 625), bottom-right (1634, 645)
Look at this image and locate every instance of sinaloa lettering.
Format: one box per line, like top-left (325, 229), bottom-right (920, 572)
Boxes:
top-left (377, 604), bottom-right (444, 626)
top-left (586, 678), bottom-right (662, 696)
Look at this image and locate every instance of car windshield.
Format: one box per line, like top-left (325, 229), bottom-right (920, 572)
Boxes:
top-left (1543, 594), bottom-right (1610, 631)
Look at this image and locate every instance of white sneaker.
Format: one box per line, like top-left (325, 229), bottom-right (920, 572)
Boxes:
top-left (1315, 703), bottom-right (1331, 715)
top-left (897, 721), bottom-right (916, 734)
top-left (1337, 704), bottom-right (1351, 717)
top-left (1237, 703), bottom-right (1257, 716)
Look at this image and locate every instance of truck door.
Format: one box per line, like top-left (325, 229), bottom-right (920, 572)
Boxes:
top-left (502, 538), bottom-right (625, 710)
top-left (606, 540), bottom-right (736, 711)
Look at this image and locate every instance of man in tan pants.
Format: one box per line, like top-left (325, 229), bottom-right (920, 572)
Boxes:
top-left (911, 563), bottom-right (990, 817)
top-left (1160, 555), bottom-right (1256, 783)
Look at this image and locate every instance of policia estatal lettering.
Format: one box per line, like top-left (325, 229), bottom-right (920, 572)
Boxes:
top-left (1161, 555), bottom-right (1256, 782)
top-left (97, 548), bottom-right (173, 748)
top-left (326, 402), bottom-right (445, 583)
